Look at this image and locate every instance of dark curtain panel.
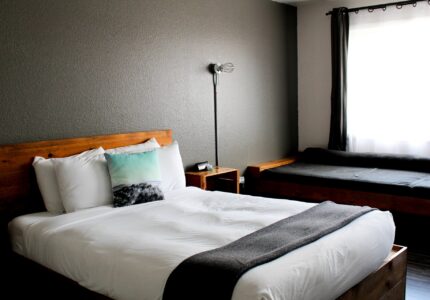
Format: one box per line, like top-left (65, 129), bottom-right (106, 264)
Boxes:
top-left (328, 7), bottom-right (349, 151)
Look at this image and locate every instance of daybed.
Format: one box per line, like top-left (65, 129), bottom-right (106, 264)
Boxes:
top-left (0, 131), bottom-right (406, 300)
top-left (246, 147), bottom-right (430, 216)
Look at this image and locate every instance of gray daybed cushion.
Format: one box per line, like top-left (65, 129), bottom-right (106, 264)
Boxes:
top-left (265, 148), bottom-right (430, 199)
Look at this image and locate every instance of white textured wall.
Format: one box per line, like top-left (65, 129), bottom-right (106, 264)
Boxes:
top-left (297, 0), bottom-right (397, 150)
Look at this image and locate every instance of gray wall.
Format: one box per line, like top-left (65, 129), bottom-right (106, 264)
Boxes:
top-left (0, 0), bottom-right (297, 172)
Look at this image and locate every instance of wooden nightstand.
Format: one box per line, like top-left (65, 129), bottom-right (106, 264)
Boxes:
top-left (186, 167), bottom-right (240, 193)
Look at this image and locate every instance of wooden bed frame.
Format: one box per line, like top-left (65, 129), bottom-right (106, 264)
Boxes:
top-left (0, 130), bottom-right (407, 299)
top-left (246, 158), bottom-right (430, 216)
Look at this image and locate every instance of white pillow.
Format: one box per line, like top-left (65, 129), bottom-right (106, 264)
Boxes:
top-left (105, 137), bottom-right (160, 154)
top-left (53, 152), bottom-right (113, 213)
top-left (32, 148), bottom-right (104, 213)
top-left (158, 141), bottom-right (186, 192)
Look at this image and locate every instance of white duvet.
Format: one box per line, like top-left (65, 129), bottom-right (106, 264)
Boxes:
top-left (9, 187), bottom-right (395, 300)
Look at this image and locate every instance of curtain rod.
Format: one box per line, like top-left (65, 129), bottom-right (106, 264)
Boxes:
top-left (326, 0), bottom-right (429, 15)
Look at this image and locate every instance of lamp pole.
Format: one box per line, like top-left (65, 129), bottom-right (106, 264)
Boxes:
top-left (209, 62), bottom-right (234, 168)
top-left (213, 72), bottom-right (219, 167)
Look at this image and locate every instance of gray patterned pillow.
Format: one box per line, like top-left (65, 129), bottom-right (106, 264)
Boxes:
top-left (113, 183), bottom-right (164, 207)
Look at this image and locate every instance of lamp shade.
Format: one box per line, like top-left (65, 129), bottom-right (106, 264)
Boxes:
top-left (212, 63), bottom-right (235, 74)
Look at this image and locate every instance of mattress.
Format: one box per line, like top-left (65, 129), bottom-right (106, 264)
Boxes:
top-left (8, 187), bottom-right (395, 300)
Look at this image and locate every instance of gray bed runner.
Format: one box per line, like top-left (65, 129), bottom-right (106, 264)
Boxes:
top-left (162, 201), bottom-right (375, 300)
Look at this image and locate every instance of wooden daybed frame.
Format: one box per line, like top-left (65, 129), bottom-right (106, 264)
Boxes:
top-left (246, 157), bottom-right (430, 216)
top-left (0, 130), bottom-right (407, 299)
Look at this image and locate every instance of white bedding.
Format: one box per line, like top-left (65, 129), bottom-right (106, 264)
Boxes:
top-left (9, 187), bottom-right (395, 300)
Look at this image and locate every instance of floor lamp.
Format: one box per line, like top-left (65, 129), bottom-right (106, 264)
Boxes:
top-left (209, 62), bottom-right (235, 167)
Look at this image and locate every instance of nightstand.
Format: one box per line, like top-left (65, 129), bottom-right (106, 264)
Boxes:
top-left (186, 167), bottom-right (239, 193)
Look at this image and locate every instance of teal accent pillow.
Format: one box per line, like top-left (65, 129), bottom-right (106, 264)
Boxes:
top-left (105, 150), bottom-right (161, 187)
top-left (104, 151), bottom-right (164, 207)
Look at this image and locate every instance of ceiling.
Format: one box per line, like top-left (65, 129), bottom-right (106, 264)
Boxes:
top-left (273, 0), bottom-right (330, 5)
top-left (274, 0), bottom-right (317, 3)
top-left (274, 0), bottom-right (392, 7)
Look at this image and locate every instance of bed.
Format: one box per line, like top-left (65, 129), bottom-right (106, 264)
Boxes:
top-left (0, 130), bottom-right (407, 300)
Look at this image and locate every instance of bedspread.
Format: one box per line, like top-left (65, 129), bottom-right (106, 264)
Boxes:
top-left (9, 187), bottom-right (395, 300)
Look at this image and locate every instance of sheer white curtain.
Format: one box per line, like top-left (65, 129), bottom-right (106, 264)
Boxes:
top-left (347, 3), bottom-right (430, 156)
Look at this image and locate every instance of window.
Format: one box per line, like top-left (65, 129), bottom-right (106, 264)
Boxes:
top-left (347, 3), bottom-right (430, 156)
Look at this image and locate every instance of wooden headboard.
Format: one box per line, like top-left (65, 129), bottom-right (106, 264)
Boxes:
top-left (0, 129), bottom-right (172, 221)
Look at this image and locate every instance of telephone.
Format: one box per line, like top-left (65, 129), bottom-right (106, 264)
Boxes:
top-left (194, 161), bottom-right (213, 171)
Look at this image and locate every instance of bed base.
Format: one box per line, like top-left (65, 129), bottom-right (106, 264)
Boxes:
top-left (6, 252), bottom-right (109, 299)
top-left (337, 245), bottom-right (407, 300)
